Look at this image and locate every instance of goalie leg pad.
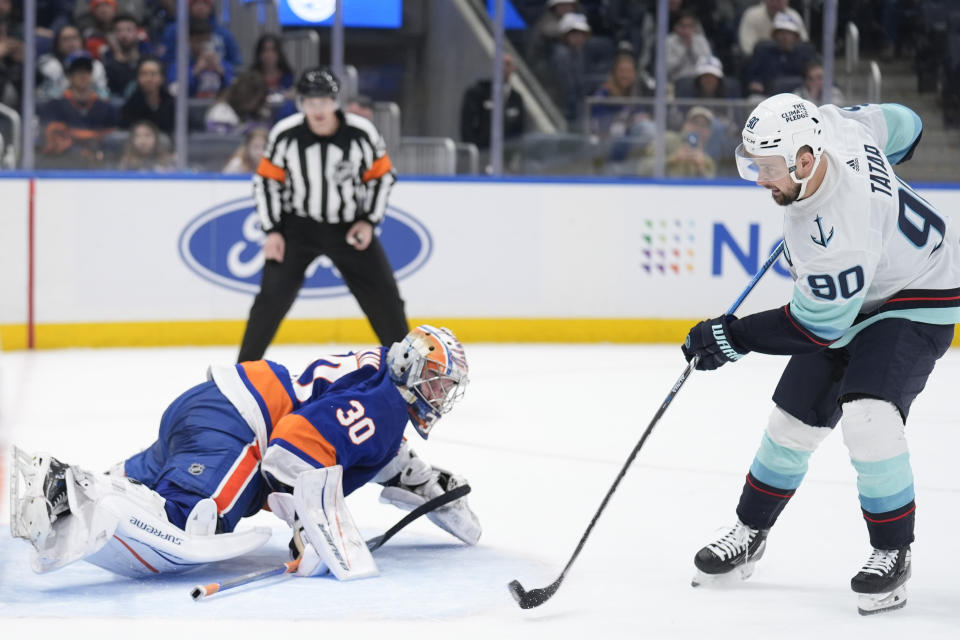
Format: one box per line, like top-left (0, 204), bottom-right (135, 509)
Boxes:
top-left (10, 447), bottom-right (66, 549)
top-left (270, 466), bottom-right (378, 581)
top-left (84, 496), bottom-right (270, 577)
top-left (11, 449), bottom-right (270, 576)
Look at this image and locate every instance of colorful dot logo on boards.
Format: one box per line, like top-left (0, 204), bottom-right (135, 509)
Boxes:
top-left (640, 219), bottom-right (696, 275)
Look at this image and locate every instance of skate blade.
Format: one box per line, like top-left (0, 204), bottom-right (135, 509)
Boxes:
top-left (857, 586), bottom-right (907, 615)
top-left (691, 561), bottom-right (758, 588)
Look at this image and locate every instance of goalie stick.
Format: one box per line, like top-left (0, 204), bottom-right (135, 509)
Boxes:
top-left (509, 241), bottom-right (785, 609)
top-left (191, 484), bottom-right (470, 600)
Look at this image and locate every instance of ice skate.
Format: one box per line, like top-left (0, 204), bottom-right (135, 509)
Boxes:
top-left (691, 520), bottom-right (768, 587)
top-left (10, 447), bottom-right (73, 547)
top-left (851, 546), bottom-right (911, 615)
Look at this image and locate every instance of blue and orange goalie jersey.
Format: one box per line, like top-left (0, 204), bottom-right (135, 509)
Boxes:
top-left (258, 348), bottom-right (411, 495)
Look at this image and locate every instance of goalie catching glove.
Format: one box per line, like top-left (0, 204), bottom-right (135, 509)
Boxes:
top-left (376, 444), bottom-right (481, 545)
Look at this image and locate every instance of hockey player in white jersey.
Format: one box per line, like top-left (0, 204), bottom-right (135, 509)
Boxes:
top-left (681, 94), bottom-right (960, 614)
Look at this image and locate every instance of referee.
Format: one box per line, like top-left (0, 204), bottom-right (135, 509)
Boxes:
top-left (237, 68), bottom-right (409, 362)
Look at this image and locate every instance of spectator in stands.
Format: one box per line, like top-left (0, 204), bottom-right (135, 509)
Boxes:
top-left (169, 19), bottom-right (234, 98)
top-left (346, 94), bottom-right (375, 121)
top-left (666, 10), bottom-right (714, 83)
top-left (39, 51), bottom-right (117, 168)
top-left (144, 0), bottom-right (174, 44)
top-left (528, 0), bottom-right (578, 70)
top-left (102, 14), bottom-right (153, 97)
top-left (745, 12), bottom-right (814, 98)
top-left (460, 52), bottom-right (526, 151)
top-left (37, 0), bottom-right (73, 31)
top-left (589, 50), bottom-right (656, 172)
top-left (117, 118), bottom-right (173, 170)
top-left (159, 0), bottom-right (241, 73)
top-left (250, 34), bottom-right (295, 106)
top-left (79, 0), bottom-right (117, 59)
top-left (36, 1), bottom-right (72, 37)
top-left (205, 70), bottom-right (271, 134)
top-left (222, 126), bottom-right (268, 174)
top-left (676, 54), bottom-right (739, 99)
top-left (738, 0), bottom-right (808, 57)
top-left (793, 58), bottom-right (847, 106)
top-left (11, 1), bottom-right (72, 59)
top-left (548, 12), bottom-right (610, 125)
top-left (121, 56), bottom-right (174, 134)
top-left (0, 0), bottom-right (24, 108)
top-left (662, 105), bottom-right (717, 178)
top-left (590, 52), bottom-right (654, 141)
top-left (38, 24), bottom-right (110, 100)
top-left (75, 0), bottom-right (146, 25)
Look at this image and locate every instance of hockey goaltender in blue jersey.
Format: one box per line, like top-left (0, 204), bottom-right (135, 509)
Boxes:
top-left (11, 326), bottom-right (479, 581)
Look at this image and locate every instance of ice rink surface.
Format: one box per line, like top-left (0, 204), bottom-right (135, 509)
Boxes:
top-left (1, 342), bottom-right (958, 639)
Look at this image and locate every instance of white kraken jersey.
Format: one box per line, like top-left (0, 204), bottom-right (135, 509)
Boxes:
top-left (783, 103), bottom-right (960, 348)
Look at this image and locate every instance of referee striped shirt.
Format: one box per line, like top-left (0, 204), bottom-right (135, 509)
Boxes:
top-left (254, 110), bottom-right (396, 232)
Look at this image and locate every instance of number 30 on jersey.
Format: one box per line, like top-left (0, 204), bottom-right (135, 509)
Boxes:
top-left (336, 400), bottom-right (376, 445)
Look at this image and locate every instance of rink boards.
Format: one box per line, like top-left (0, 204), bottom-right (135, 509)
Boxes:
top-left (1, 174), bottom-right (958, 349)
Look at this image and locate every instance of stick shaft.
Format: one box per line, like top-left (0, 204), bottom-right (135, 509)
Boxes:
top-left (522, 240), bottom-right (785, 601)
top-left (192, 558), bottom-right (299, 600)
top-left (726, 241), bottom-right (784, 315)
top-left (192, 484), bottom-right (471, 600)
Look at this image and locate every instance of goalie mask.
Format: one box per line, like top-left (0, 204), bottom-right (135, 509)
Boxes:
top-left (387, 325), bottom-right (469, 439)
top-left (736, 93), bottom-right (824, 199)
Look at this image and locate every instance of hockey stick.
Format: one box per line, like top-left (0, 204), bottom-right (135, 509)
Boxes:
top-left (366, 483), bottom-right (470, 551)
top-left (509, 241), bottom-right (785, 609)
top-left (191, 484), bottom-right (470, 600)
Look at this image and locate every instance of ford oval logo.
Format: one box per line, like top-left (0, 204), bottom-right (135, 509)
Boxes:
top-left (178, 198), bottom-right (432, 297)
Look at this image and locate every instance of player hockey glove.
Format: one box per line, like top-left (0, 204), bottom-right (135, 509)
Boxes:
top-left (681, 315), bottom-right (747, 371)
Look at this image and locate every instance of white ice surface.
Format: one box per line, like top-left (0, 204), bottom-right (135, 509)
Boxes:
top-left (1, 343), bottom-right (959, 639)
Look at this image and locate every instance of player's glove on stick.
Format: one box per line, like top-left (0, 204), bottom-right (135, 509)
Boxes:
top-left (682, 315), bottom-right (748, 371)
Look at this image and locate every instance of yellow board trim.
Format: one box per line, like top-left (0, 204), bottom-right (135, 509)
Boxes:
top-left (2, 319), bottom-right (959, 351)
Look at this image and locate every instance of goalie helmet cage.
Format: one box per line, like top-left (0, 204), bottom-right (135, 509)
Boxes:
top-left (509, 241), bottom-right (785, 609)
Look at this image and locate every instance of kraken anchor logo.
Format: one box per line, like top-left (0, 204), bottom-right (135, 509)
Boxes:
top-left (811, 215), bottom-right (834, 248)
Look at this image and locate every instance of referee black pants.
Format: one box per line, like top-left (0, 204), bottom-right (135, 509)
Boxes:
top-left (237, 218), bottom-right (409, 362)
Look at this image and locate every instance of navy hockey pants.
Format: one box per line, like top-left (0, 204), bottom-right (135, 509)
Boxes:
top-left (124, 381), bottom-right (268, 533)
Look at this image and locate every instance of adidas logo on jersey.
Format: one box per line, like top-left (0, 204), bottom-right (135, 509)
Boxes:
top-left (846, 158), bottom-right (861, 172)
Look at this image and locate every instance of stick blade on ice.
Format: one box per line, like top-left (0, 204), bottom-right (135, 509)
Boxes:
top-left (508, 579), bottom-right (560, 609)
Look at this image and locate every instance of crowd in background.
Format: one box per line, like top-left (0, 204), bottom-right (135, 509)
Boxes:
top-left (0, 0), bottom-right (952, 174)
top-left (0, 0), bottom-right (316, 171)
top-left (505, 0), bottom-right (885, 176)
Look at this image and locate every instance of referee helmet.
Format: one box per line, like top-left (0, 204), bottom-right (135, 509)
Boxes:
top-left (296, 67), bottom-right (340, 100)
